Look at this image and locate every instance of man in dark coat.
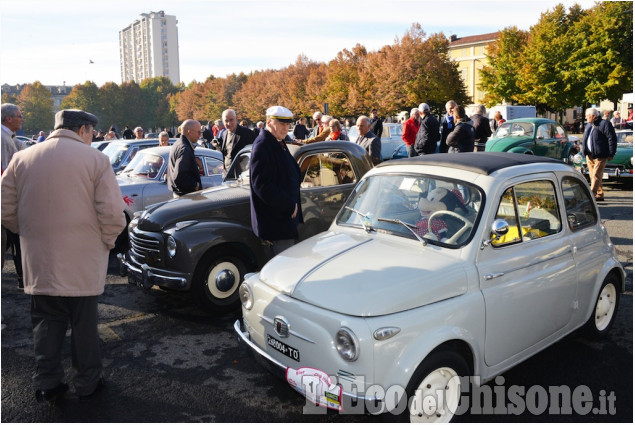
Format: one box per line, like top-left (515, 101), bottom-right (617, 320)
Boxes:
top-left (122, 126), bottom-right (134, 140)
top-left (355, 115), bottom-right (382, 164)
top-left (582, 107), bottom-right (617, 201)
top-left (250, 106), bottom-right (303, 255)
top-left (166, 119), bottom-right (202, 197)
top-left (414, 103), bottom-right (440, 155)
top-left (439, 100), bottom-right (457, 153)
top-left (369, 108), bottom-right (383, 138)
top-left (446, 105), bottom-right (476, 153)
top-left (471, 104), bottom-right (492, 151)
top-left (202, 120), bottom-right (214, 145)
top-left (219, 109), bottom-right (256, 171)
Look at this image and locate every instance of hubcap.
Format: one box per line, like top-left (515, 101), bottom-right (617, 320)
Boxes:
top-left (409, 367), bottom-right (460, 423)
top-left (595, 283), bottom-right (617, 331)
top-left (206, 261), bottom-right (240, 299)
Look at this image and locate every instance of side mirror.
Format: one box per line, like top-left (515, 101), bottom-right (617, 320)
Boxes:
top-left (481, 219), bottom-right (509, 249)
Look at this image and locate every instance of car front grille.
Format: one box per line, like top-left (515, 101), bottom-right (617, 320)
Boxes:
top-left (129, 229), bottom-right (163, 266)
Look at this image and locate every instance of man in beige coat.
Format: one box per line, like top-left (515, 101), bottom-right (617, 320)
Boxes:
top-left (1, 109), bottom-right (126, 402)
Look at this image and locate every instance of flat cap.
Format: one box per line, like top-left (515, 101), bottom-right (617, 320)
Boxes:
top-left (54, 109), bottom-right (98, 130)
top-left (266, 106), bottom-right (294, 123)
top-left (418, 103), bottom-right (430, 113)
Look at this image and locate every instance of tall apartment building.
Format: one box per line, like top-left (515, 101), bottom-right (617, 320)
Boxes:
top-left (119, 11), bottom-right (180, 85)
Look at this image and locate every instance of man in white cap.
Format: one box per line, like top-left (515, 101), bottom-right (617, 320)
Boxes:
top-left (249, 106), bottom-right (303, 255)
top-left (1, 109), bottom-right (126, 402)
top-left (414, 102), bottom-right (440, 155)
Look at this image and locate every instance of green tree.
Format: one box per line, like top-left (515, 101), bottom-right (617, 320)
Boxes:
top-left (98, 82), bottom-right (123, 134)
top-left (1, 92), bottom-right (17, 104)
top-left (60, 81), bottom-right (100, 117)
top-left (516, 4), bottom-right (584, 111)
top-left (16, 81), bottom-right (54, 134)
top-left (119, 81), bottom-right (145, 129)
top-left (140, 77), bottom-right (179, 130)
top-left (480, 27), bottom-right (529, 106)
top-left (565, 1), bottom-right (633, 105)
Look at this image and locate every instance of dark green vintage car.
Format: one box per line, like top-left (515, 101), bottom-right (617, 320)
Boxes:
top-left (486, 118), bottom-right (579, 163)
top-left (572, 129), bottom-right (633, 185)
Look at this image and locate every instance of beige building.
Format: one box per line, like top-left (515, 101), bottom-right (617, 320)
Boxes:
top-left (119, 11), bottom-right (180, 85)
top-left (448, 32), bottom-right (498, 104)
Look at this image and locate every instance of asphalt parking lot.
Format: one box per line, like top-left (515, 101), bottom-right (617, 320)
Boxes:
top-left (1, 182), bottom-right (632, 422)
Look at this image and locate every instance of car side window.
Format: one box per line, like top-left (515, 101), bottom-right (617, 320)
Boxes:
top-left (561, 176), bottom-right (597, 230)
top-left (536, 124), bottom-right (552, 139)
top-left (492, 180), bottom-right (562, 246)
top-left (299, 152), bottom-right (354, 188)
top-left (203, 157), bottom-right (224, 176)
top-left (555, 124), bottom-right (567, 139)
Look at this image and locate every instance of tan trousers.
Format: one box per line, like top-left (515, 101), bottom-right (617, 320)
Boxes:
top-left (586, 156), bottom-right (608, 199)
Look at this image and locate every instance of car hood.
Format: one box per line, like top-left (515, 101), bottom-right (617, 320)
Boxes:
top-left (611, 143), bottom-right (633, 166)
top-left (259, 231), bottom-right (468, 317)
top-left (137, 182), bottom-right (251, 231)
top-left (486, 135), bottom-right (534, 152)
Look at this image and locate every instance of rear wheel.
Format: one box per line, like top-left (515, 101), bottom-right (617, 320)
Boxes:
top-left (192, 249), bottom-right (247, 314)
top-left (584, 273), bottom-right (620, 339)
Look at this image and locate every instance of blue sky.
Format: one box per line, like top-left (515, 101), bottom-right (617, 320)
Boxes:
top-left (0, 0), bottom-right (598, 87)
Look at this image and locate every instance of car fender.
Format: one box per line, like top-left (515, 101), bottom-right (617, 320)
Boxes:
top-left (167, 220), bottom-right (267, 274)
top-left (369, 291), bottom-right (485, 390)
top-left (508, 145), bottom-right (534, 155)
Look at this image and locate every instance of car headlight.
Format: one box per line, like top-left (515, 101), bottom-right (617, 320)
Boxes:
top-left (335, 327), bottom-right (359, 361)
top-left (239, 283), bottom-right (253, 310)
top-left (573, 153), bottom-right (583, 164)
top-left (166, 236), bottom-right (177, 257)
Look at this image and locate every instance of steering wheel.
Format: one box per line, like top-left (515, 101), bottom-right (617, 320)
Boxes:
top-left (427, 210), bottom-right (472, 244)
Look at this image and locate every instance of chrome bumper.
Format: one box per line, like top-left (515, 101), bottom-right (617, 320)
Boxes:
top-left (117, 253), bottom-right (189, 290)
top-left (233, 320), bottom-right (381, 410)
top-left (575, 165), bottom-right (633, 179)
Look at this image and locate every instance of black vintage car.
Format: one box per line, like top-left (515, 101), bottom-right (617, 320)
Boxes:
top-left (118, 141), bottom-right (374, 313)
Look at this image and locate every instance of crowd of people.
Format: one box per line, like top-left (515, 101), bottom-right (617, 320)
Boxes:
top-left (0, 98), bottom-right (632, 405)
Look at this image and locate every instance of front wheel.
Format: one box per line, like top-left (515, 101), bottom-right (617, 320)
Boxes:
top-left (192, 249), bottom-right (247, 314)
top-left (397, 350), bottom-right (469, 423)
top-left (584, 274), bottom-right (620, 339)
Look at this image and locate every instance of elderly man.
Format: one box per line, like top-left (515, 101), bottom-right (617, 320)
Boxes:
top-left (249, 106), bottom-right (303, 256)
top-left (355, 115), bottom-right (381, 164)
top-left (1, 103), bottom-right (28, 286)
top-left (440, 100), bottom-right (457, 153)
top-left (218, 109), bottom-right (256, 171)
top-left (167, 119), bottom-right (202, 197)
top-left (402, 108), bottom-right (421, 157)
top-left (582, 108), bottom-right (617, 201)
top-left (308, 111), bottom-right (324, 137)
top-left (158, 131), bottom-right (170, 147)
top-left (134, 127), bottom-right (144, 140)
top-left (1, 109), bottom-right (126, 402)
top-left (414, 103), bottom-right (440, 155)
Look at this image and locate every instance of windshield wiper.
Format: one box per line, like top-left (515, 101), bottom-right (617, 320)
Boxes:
top-left (344, 206), bottom-right (374, 233)
top-left (377, 217), bottom-right (427, 246)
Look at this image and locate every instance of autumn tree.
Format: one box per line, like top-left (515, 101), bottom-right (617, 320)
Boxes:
top-left (479, 27), bottom-right (529, 106)
top-left (16, 81), bottom-right (54, 134)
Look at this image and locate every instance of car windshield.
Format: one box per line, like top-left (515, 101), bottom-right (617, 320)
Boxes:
top-left (337, 174), bottom-right (483, 247)
top-left (493, 122), bottom-right (534, 138)
top-left (102, 143), bottom-right (129, 168)
top-left (121, 152), bottom-right (164, 179)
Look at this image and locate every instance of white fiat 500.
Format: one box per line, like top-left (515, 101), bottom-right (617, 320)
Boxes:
top-left (235, 153), bottom-right (625, 422)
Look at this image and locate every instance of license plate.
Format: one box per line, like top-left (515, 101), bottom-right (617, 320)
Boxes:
top-left (267, 334), bottom-right (300, 362)
top-left (286, 366), bottom-right (343, 411)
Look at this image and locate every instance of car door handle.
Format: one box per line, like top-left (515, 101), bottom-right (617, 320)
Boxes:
top-left (484, 272), bottom-right (505, 280)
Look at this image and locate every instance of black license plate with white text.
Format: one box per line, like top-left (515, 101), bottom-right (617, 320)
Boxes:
top-left (267, 334), bottom-right (300, 362)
